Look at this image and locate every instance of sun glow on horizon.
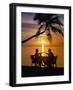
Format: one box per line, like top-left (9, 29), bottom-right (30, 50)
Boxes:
top-left (41, 40), bottom-right (45, 56)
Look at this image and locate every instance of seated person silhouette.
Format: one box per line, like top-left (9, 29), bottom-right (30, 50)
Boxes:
top-left (46, 49), bottom-right (54, 67)
top-left (34, 49), bottom-right (43, 67)
top-left (34, 49), bottom-right (40, 66)
top-left (38, 53), bottom-right (42, 67)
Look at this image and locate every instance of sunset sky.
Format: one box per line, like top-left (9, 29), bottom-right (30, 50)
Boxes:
top-left (21, 13), bottom-right (64, 46)
top-left (21, 12), bottom-right (64, 67)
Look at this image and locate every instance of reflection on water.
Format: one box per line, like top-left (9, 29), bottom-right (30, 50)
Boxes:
top-left (22, 45), bottom-right (64, 68)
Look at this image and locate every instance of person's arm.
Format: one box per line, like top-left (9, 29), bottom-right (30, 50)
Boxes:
top-left (51, 52), bottom-right (54, 58)
top-left (45, 52), bottom-right (48, 55)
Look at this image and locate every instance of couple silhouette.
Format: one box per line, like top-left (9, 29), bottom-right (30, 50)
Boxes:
top-left (32, 48), bottom-right (56, 67)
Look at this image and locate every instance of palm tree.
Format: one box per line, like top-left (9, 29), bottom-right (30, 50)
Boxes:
top-left (22, 14), bottom-right (64, 43)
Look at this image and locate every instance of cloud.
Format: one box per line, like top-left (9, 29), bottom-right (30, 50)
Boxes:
top-left (22, 23), bottom-right (38, 30)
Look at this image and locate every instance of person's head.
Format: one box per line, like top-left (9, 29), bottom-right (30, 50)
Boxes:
top-left (35, 49), bottom-right (38, 53)
top-left (48, 48), bottom-right (51, 53)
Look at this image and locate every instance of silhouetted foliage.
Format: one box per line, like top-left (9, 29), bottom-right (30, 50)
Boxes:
top-left (22, 14), bottom-right (64, 43)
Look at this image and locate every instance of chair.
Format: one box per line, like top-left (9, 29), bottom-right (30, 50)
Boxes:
top-left (31, 55), bottom-right (36, 66)
top-left (45, 56), bottom-right (57, 68)
top-left (52, 56), bottom-right (57, 67)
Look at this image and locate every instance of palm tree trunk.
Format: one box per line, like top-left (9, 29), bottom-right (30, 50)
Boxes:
top-left (22, 30), bottom-right (45, 43)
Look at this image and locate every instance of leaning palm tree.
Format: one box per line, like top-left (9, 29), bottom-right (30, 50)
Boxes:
top-left (22, 14), bottom-right (64, 43)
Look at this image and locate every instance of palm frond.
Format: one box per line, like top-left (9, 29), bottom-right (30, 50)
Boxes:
top-left (38, 24), bottom-right (43, 30)
top-left (50, 16), bottom-right (58, 21)
top-left (45, 23), bottom-right (49, 30)
top-left (46, 29), bottom-right (52, 42)
top-left (51, 25), bottom-right (64, 36)
top-left (57, 19), bottom-right (64, 26)
top-left (35, 24), bottom-right (44, 39)
top-left (50, 18), bottom-right (63, 26)
top-left (36, 25), bottom-right (43, 35)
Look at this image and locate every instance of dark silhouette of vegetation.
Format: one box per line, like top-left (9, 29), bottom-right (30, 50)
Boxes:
top-left (22, 14), bottom-right (64, 43)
